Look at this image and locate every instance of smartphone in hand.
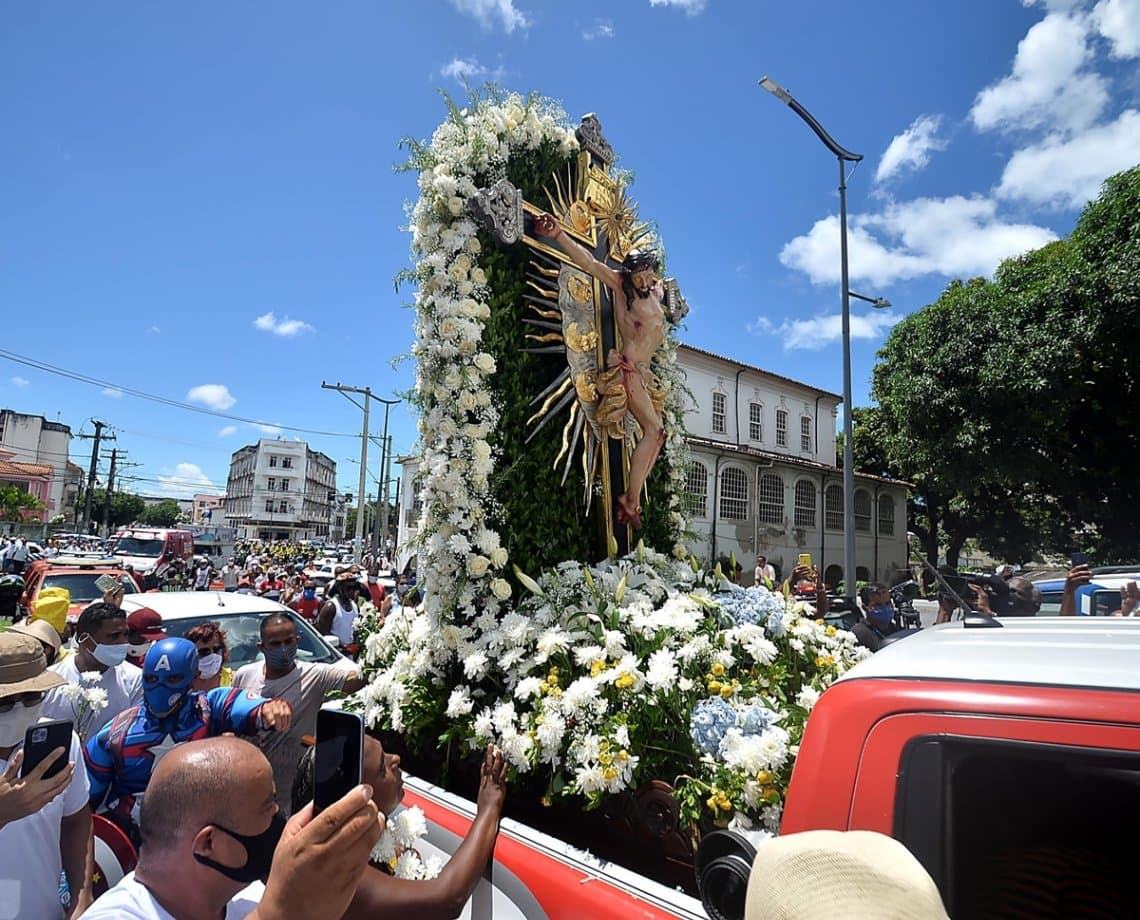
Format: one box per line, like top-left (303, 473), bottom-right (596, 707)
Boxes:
top-left (22, 719), bottom-right (73, 779)
top-left (313, 709), bottom-right (364, 815)
top-left (797, 553), bottom-right (812, 569)
top-left (1071, 551), bottom-right (1088, 568)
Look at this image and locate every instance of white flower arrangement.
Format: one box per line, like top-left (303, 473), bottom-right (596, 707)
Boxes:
top-left (59, 671), bottom-right (110, 740)
top-left (370, 805), bottom-right (443, 879)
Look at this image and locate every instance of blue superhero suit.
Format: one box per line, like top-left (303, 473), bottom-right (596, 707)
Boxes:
top-left (84, 637), bottom-right (271, 823)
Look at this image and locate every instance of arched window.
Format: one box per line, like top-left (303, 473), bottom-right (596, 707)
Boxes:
top-left (685, 461), bottom-right (709, 518)
top-left (878, 494), bottom-right (896, 536)
top-left (720, 467), bottom-right (748, 521)
top-left (854, 489), bottom-right (872, 533)
top-left (757, 473), bottom-right (784, 524)
top-left (793, 480), bottom-right (817, 528)
top-left (824, 484), bottom-right (844, 530)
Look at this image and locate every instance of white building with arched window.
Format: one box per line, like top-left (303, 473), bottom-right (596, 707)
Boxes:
top-left (677, 344), bottom-right (909, 589)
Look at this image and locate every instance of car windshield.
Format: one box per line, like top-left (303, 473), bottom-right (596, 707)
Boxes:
top-left (113, 537), bottom-right (164, 558)
top-left (42, 573), bottom-right (138, 603)
top-left (159, 611), bottom-right (340, 672)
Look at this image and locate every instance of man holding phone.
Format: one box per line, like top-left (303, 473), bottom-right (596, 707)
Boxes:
top-left (0, 632), bottom-right (93, 918)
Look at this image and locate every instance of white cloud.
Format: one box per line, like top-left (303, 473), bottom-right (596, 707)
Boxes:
top-left (147, 325), bottom-right (160, 334)
top-left (10, 376), bottom-right (29, 388)
top-left (218, 425), bottom-right (238, 437)
top-left (747, 310), bottom-right (902, 351)
top-left (780, 196), bottom-right (1058, 288)
top-left (252, 422), bottom-right (284, 436)
top-left (441, 56), bottom-right (487, 82)
top-left (970, 11), bottom-right (1109, 135)
top-left (449, 0), bottom-right (530, 32)
top-left (156, 462), bottom-right (220, 500)
top-left (187, 384), bottom-right (237, 411)
top-left (1093, 0), bottom-right (1140, 58)
top-left (649, 0), bottom-right (708, 13)
top-left (996, 108), bottom-right (1140, 208)
top-left (582, 18), bottom-right (614, 40)
top-left (101, 387), bottom-right (123, 399)
top-left (253, 312), bottom-right (314, 337)
top-left (875, 115), bottom-right (947, 184)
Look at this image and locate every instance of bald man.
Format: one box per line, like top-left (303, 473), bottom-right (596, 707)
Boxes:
top-left (85, 736), bottom-right (383, 920)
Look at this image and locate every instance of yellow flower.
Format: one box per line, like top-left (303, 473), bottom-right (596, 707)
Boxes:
top-left (590, 660), bottom-right (608, 677)
top-left (707, 680), bottom-right (723, 694)
top-left (815, 618), bottom-right (825, 626)
top-left (706, 795), bottom-right (718, 811)
top-left (711, 662), bottom-right (726, 677)
top-left (719, 684), bottom-right (734, 699)
top-left (716, 794), bottom-right (733, 812)
top-left (762, 785), bottom-right (781, 803)
top-left (615, 673), bottom-right (635, 690)
top-left (617, 750), bottom-right (630, 762)
top-left (815, 654), bottom-right (835, 668)
top-left (826, 626), bottom-right (837, 637)
top-left (603, 768), bottom-right (618, 782)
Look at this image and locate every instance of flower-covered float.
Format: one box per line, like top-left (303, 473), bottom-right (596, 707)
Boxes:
top-left (353, 88), bottom-right (867, 889)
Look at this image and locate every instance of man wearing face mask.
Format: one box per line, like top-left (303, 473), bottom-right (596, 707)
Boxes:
top-left (851, 584), bottom-right (901, 652)
top-left (233, 614), bottom-right (364, 816)
top-left (84, 637), bottom-right (291, 840)
top-left (125, 608), bottom-right (167, 669)
top-left (43, 600), bottom-right (144, 738)
top-left (288, 580), bottom-right (321, 622)
top-left (0, 632), bottom-right (94, 919)
top-left (83, 735), bottom-right (384, 920)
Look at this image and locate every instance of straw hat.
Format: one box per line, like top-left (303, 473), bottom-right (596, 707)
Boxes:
top-left (0, 633), bottom-right (66, 698)
top-left (745, 830), bottom-right (949, 920)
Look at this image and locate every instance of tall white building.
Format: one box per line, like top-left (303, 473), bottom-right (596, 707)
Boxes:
top-left (223, 439), bottom-right (337, 541)
top-left (396, 343), bottom-right (909, 587)
top-left (0, 410), bottom-right (72, 521)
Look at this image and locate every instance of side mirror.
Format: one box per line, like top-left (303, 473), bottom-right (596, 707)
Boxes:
top-left (324, 635), bottom-right (341, 648)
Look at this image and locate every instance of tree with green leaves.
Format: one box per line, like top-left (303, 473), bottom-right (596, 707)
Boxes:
top-left (0, 485), bottom-right (44, 523)
top-left (138, 499), bottom-right (183, 528)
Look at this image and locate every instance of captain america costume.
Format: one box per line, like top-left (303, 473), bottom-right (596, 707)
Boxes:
top-left (84, 638), bottom-right (272, 826)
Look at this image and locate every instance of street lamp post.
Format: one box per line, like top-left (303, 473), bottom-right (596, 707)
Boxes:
top-left (760, 75), bottom-right (866, 600)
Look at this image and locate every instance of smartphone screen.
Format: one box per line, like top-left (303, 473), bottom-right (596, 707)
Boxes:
top-left (94, 574), bottom-right (120, 594)
top-left (313, 709), bottom-right (363, 815)
top-left (797, 553), bottom-right (812, 569)
top-left (1071, 551), bottom-right (1088, 567)
top-left (22, 719), bottom-right (73, 779)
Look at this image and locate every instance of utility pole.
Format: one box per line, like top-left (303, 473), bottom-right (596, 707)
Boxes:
top-left (378, 434), bottom-right (394, 562)
top-left (369, 397), bottom-right (400, 562)
top-left (101, 448), bottom-right (118, 538)
top-left (78, 421), bottom-right (113, 535)
top-left (321, 382), bottom-right (371, 561)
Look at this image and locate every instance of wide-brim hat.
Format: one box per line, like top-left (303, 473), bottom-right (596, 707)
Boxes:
top-left (0, 633), bottom-right (66, 697)
top-left (745, 830), bottom-right (949, 920)
top-left (7, 619), bottom-right (62, 658)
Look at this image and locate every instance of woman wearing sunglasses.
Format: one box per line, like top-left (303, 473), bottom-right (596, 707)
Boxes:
top-left (184, 622), bottom-right (233, 691)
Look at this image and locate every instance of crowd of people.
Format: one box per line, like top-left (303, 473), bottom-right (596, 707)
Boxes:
top-left (0, 542), bottom-right (508, 920)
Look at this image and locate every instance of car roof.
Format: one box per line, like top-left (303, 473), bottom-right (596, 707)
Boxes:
top-left (839, 617), bottom-right (1140, 693)
top-left (119, 590), bottom-right (291, 621)
top-left (35, 557), bottom-right (125, 569)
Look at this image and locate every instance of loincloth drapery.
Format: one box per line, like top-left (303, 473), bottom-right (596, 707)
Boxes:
top-left (595, 348), bottom-right (666, 437)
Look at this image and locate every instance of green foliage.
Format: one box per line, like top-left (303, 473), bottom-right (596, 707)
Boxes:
top-left (138, 499), bottom-right (183, 528)
top-left (0, 485), bottom-right (43, 522)
top-left (89, 489), bottom-right (146, 529)
top-left (866, 164), bottom-right (1140, 565)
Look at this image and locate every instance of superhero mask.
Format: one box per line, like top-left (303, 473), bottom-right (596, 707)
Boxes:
top-left (143, 637), bottom-right (199, 717)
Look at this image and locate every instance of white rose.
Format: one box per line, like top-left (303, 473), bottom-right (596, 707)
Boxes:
top-left (448, 196), bottom-right (465, 216)
top-left (457, 391), bottom-right (477, 411)
top-left (490, 546), bottom-right (509, 568)
top-left (465, 236), bottom-right (482, 254)
top-left (474, 353), bottom-right (496, 374)
top-left (467, 555), bottom-right (491, 577)
top-left (471, 268), bottom-right (487, 285)
top-left (491, 578), bottom-right (512, 601)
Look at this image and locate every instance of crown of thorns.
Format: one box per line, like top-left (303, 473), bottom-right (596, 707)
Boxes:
top-left (622, 248), bottom-right (661, 273)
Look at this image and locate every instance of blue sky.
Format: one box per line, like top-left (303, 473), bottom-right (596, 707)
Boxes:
top-left (1, 0), bottom-right (1137, 500)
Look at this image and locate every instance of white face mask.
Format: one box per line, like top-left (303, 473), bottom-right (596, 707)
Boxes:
top-left (128, 641), bottom-right (153, 661)
top-left (81, 636), bottom-right (129, 668)
top-left (197, 652), bottom-right (224, 679)
top-left (0, 701), bottom-right (45, 748)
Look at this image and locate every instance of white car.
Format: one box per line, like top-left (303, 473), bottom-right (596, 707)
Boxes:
top-left (118, 591), bottom-right (350, 672)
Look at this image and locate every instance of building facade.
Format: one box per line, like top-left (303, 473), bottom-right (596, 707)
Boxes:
top-left (677, 345), bottom-right (908, 588)
top-left (394, 344), bottom-right (909, 588)
top-left (223, 439), bottom-right (337, 541)
top-left (0, 410), bottom-right (71, 521)
top-left (0, 448), bottom-right (53, 526)
top-left (191, 493), bottom-right (224, 523)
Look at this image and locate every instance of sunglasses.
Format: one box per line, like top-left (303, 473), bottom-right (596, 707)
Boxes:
top-left (197, 644), bottom-right (226, 655)
top-left (0, 691), bottom-right (46, 713)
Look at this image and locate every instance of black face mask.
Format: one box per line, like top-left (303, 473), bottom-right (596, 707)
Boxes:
top-left (194, 811), bottom-right (286, 884)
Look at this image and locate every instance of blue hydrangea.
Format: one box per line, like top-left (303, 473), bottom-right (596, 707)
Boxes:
top-left (690, 696), bottom-right (737, 756)
top-left (738, 704), bottom-right (777, 735)
top-left (715, 586), bottom-right (785, 628)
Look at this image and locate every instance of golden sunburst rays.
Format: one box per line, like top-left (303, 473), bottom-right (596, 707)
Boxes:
top-left (590, 180), bottom-right (652, 264)
top-left (544, 157), bottom-right (593, 236)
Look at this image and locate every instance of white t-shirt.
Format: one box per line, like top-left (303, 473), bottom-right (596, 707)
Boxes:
top-left (0, 721), bottom-right (90, 920)
top-left (328, 595), bottom-right (358, 646)
top-left (84, 873), bottom-right (264, 919)
top-left (42, 656), bottom-right (144, 739)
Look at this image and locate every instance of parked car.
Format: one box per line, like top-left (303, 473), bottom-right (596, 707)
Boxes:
top-left (117, 590), bottom-right (350, 671)
top-left (19, 556), bottom-right (142, 624)
top-left (1033, 567), bottom-right (1140, 615)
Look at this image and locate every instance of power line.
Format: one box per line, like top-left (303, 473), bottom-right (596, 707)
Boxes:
top-left (0, 348), bottom-right (365, 438)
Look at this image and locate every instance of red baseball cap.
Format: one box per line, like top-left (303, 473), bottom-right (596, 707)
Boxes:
top-left (126, 607), bottom-right (166, 641)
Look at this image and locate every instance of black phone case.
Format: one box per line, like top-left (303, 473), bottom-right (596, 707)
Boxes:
top-left (22, 719), bottom-right (73, 779)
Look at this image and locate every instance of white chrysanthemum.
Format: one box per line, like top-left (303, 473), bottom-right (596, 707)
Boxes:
top-left (446, 686), bottom-right (474, 718)
top-left (645, 649), bottom-right (678, 692)
top-left (513, 677), bottom-right (543, 701)
top-left (795, 686), bottom-right (821, 710)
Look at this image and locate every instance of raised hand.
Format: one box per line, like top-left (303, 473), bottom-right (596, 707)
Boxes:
top-left (476, 744), bottom-right (508, 815)
top-left (258, 700), bottom-right (293, 733)
top-left (533, 212), bottom-right (561, 239)
top-left (0, 747), bottom-right (74, 829)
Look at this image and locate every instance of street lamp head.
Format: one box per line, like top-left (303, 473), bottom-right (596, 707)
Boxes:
top-left (872, 297), bottom-right (891, 309)
top-left (758, 75), bottom-right (791, 104)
